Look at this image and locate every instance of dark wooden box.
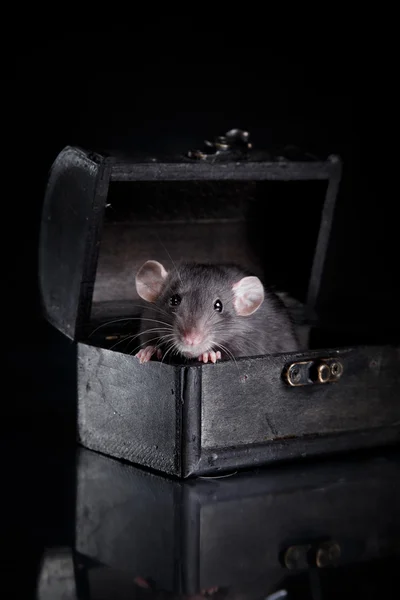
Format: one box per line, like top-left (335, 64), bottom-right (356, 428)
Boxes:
top-left (75, 446), bottom-right (400, 596)
top-left (38, 144), bottom-right (400, 478)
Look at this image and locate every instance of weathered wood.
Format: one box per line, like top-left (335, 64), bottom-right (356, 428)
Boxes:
top-left (77, 343), bottom-right (400, 478)
top-left (200, 346), bottom-right (399, 448)
top-left (77, 344), bottom-right (182, 476)
top-left (307, 157), bottom-right (342, 314)
top-left (38, 146), bottom-right (111, 339)
top-left (110, 159), bottom-right (337, 182)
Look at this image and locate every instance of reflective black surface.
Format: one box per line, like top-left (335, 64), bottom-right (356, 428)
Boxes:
top-left (26, 441), bottom-right (400, 599)
top-left (71, 445), bottom-right (400, 599)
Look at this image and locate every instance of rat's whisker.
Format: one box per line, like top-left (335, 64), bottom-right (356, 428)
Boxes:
top-left (106, 325), bottom-right (173, 352)
top-left (133, 317), bottom-right (173, 328)
top-left (108, 334), bottom-right (139, 351)
top-left (213, 341), bottom-right (241, 375)
top-left (157, 333), bottom-right (176, 343)
top-left (128, 336), bottom-right (168, 357)
top-left (124, 328), bottom-right (173, 350)
top-left (128, 332), bottom-right (176, 356)
top-left (89, 317), bottom-right (141, 337)
top-left (154, 232), bottom-right (183, 285)
top-left (154, 335), bottom-right (177, 352)
top-left (133, 302), bottom-right (171, 318)
top-left (89, 316), bottom-right (173, 337)
top-left (160, 342), bottom-right (176, 366)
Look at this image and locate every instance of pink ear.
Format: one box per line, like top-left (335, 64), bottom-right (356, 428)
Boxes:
top-left (232, 276), bottom-right (264, 316)
top-left (135, 260), bottom-right (168, 302)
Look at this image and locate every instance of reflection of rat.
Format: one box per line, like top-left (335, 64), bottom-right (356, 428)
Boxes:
top-left (134, 260), bottom-right (300, 364)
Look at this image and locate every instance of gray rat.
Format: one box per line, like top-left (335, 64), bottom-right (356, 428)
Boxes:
top-left (134, 260), bottom-right (300, 364)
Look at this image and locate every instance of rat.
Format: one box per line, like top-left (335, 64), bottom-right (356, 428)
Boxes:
top-left (134, 260), bottom-right (300, 364)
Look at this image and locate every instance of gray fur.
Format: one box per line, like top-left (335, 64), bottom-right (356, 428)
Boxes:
top-left (138, 262), bottom-right (300, 360)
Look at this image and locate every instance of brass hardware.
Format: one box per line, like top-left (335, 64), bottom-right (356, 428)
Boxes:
top-left (317, 363), bottom-right (331, 383)
top-left (105, 334), bottom-right (131, 341)
top-left (187, 128), bottom-right (252, 160)
top-left (282, 540), bottom-right (341, 569)
top-left (330, 360), bottom-right (343, 378)
top-left (285, 358), bottom-right (344, 387)
top-left (283, 544), bottom-right (311, 570)
top-left (316, 541), bottom-right (341, 567)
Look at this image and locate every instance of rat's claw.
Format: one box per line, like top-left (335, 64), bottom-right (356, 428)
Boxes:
top-left (134, 577), bottom-right (151, 589)
top-left (156, 348), bottom-right (163, 359)
top-left (202, 587), bottom-right (219, 596)
top-left (198, 351), bottom-right (222, 364)
top-left (136, 345), bottom-right (157, 363)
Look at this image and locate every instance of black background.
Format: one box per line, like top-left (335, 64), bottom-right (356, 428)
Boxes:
top-left (7, 25), bottom-right (358, 341)
top-left (4, 20), bottom-right (398, 598)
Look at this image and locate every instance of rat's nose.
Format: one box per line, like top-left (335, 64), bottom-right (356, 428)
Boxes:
top-left (183, 330), bottom-right (204, 346)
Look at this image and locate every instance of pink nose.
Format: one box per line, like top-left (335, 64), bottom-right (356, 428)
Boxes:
top-left (183, 331), bottom-right (203, 346)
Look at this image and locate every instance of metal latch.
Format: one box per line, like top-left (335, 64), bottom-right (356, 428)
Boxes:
top-left (284, 358), bottom-right (344, 387)
top-left (282, 540), bottom-right (341, 569)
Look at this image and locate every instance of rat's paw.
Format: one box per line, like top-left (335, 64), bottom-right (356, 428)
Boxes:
top-left (134, 577), bottom-right (151, 589)
top-left (198, 351), bottom-right (222, 364)
top-left (201, 587), bottom-right (219, 596)
top-left (136, 345), bottom-right (157, 363)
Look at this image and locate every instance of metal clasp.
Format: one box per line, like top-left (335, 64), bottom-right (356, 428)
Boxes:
top-left (284, 358), bottom-right (344, 387)
top-left (282, 540), bottom-right (341, 569)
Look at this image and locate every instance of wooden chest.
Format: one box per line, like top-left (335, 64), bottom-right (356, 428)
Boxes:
top-left (38, 140), bottom-right (400, 477)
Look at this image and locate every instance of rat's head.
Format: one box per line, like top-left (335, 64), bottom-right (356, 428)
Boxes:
top-left (135, 260), bottom-right (265, 359)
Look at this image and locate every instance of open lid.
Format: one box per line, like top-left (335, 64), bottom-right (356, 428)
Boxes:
top-left (38, 134), bottom-right (342, 342)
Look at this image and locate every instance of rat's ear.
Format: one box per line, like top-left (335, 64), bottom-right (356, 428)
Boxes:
top-left (135, 260), bottom-right (169, 302)
top-left (232, 276), bottom-right (264, 316)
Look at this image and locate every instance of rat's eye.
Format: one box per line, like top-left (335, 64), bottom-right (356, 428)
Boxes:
top-left (170, 294), bottom-right (182, 307)
top-left (214, 299), bottom-right (223, 312)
